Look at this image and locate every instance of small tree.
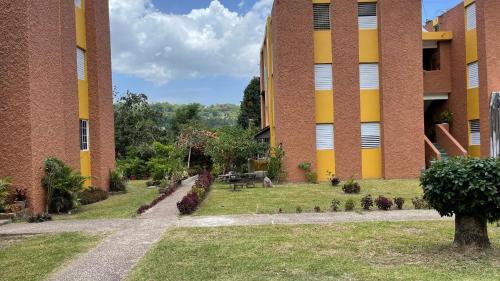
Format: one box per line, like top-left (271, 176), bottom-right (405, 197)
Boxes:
top-left (267, 146), bottom-right (286, 183)
top-left (420, 157), bottom-right (500, 249)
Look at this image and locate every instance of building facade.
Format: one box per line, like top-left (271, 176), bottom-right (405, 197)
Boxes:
top-left (0, 0), bottom-right (115, 214)
top-left (260, 0), bottom-right (500, 182)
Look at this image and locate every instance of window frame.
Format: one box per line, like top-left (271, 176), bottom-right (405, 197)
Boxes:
top-left (313, 3), bottom-right (331, 30)
top-left (361, 123), bottom-right (381, 149)
top-left (80, 119), bottom-right (90, 151)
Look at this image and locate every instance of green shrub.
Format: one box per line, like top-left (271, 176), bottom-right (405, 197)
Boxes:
top-left (79, 187), bottom-right (109, 205)
top-left (42, 157), bottom-right (86, 214)
top-left (109, 170), bottom-right (127, 192)
top-left (0, 178), bottom-right (11, 212)
top-left (330, 199), bottom-right (341, 212)
top-left (342, 178), bottom-right (361, 194)
top-left (411, 197), bottom-right (430, 209)
top-left (345, 199), bottom-right (355, 211)
top-left (421, 157), bottom-right (500, 248)
top-left (117, 157), bottom-right (149, 179)
top-left (267, 146), bottom-right (286, 183)
top-left (305, 172), bottom-right (318, 184)
top-left (296, 206), bottom-right (303, 213)
top-left (394, 197), bottom-right (405, 210)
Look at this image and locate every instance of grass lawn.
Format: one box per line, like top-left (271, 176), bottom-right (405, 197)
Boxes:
top-left (128, 221), bottom-right (500, 281)
top-left (0, 232), bottom-right (102, 281)
top-left (55, 181), bottom-right (157, 220)
top-left (196, 180), bottom-right (423, 216)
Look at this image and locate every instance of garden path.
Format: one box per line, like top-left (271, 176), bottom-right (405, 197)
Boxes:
top-left (0, 177), bottom-right (451, 281)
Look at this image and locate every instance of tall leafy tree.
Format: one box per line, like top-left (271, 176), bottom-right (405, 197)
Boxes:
top-left (238, 77), bottom-right (261, 129)
top-left (114, 91), bottom-right (167, 158)
top-left (170, 103), bottom-right (202, 135)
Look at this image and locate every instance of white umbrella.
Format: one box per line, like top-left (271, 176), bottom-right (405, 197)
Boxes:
top-left (490, 92), bottom-right (500, 158)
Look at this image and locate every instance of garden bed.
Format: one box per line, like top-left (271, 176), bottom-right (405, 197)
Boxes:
top-left (195, 179), bottom-right (424, 216)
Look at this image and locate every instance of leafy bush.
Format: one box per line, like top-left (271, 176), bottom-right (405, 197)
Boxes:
top-left (42, 157), bottom-right (86, 213)
top-left (360, 195), bottom-right (374, 210)
top-left (330, 199), bottom-right (341, 212)
top-left (0, 178), bottom-right (11, 212)
top-left (267, 146), bottom-right (286, 183)
top-left (412, 197), bottom-right (430, 209)
top-left (375, 196), bottom-right (393, 211)
top-left (342, 178), bottom-right (361, 194)
top-left (13, 187), bottom-right (27, 202)
top-left (27, 214), bottom-right (52, 223)
top-left (117, 157), bottom-right (149, 179)
top-left (109, 170), bottom-right (127, 192)
top-left (296, 206), bottom-right (303, 213)
top-left (345, 199), bottom-right (355, 211)
top-left (436, 110), bottom-right (454, 124)
top-left (314, 206), bottom-right (321, 213)
top-left (298, 162), bottom-right (312, 171)
top-left (305, 172), bottom-right (318, 184)
top-left (421, 157), bottom-right (500, 248)
top-left (394, 197), bottom-right (405, 210)
top-left (79, 187), bottom-right (109, 205)
top-left (177, 193), bottom-right (199, 215)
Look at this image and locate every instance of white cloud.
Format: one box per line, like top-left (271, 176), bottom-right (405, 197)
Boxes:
top-left (109, 0), bottom-right (273, 85)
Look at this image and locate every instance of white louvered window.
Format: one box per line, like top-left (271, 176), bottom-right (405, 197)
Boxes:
top-left (468, 62), bottom-right (479, 89)
top-left (361, 123), bottom-right (381, 149)
top-left (466, 3), bottom-right (476, 31)
top-left (470, 120), bottom-right (480, 145)
top-left (75, 0), bottom-right (81, 8)
top-left (77, 48), bottom-right (86, 81)
top-left (80, 119), bottom-right (89, 151)
top-left (358, 3), bottom-right (377, 29)
top-left (316, 124), bottom-right (334, 150)
top-left (315, 64), bottom-right (333, 91)
top-left (360, 64), bottom-right (379, 89)
top-left (313, 4), bottom-right (330, 30)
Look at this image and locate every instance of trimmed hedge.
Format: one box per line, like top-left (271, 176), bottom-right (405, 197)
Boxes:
top-left (177, 170), bottom-right (214, 215)
top-left (79, 187), bottom-right (109, 205)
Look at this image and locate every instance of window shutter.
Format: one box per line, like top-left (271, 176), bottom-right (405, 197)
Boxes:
top-left (361, 123), bottom-right (380, 148)
top-left (470, 120), bottom-right (480, 145)
top-left (77, 48), bottom-right (85, 81)
top-left (80, 119), bottom-right (89, 151)
top-left (468, 62), bottom-right (479, 89)
top-left (359, 64), bottom-right (379, 89)
top-left (358, 3), bottom-right (377, 29)
top-left (466, 3), bottom-right (476, 31)
top-left (75, 0), bottom-right (82, 8)
top-left (315, 64), bottom-right (333, 91)
top-left (313, 4), bottom-right (330, 30)
top-left (316, 124), bottom-right (334, 150)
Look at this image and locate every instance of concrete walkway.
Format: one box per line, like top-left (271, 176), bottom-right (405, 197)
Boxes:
top-left (47, 176), bottom-right (197, 281)
top-left (176, 210), bottom-right (450, 228)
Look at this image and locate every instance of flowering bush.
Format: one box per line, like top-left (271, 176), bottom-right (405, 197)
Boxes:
top-left (375, 196), bottom-right (393, 211)
top-left (177, 170), bottom-right (214, 215)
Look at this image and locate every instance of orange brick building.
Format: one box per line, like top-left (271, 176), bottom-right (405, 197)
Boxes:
top-left (259, 0), bottom-right (500, 182)
top-left (0, 0), bottom-right (115, 213)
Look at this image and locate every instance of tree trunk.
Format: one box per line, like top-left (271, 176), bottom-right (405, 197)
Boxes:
top-left (454, 214), bottom-right (490, 249)
top-left (187, 147), bottom-right (192, 170)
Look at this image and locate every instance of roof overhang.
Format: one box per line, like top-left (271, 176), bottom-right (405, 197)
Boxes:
top-left (424, 93), bottom-right (449, 101)
top-left (422, 31), bottom-right (453, 42)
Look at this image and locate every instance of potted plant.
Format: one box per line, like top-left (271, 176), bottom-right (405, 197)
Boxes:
top-left (13, 187), bottom-right (27, 209)
top-left (436, 110), bottom-right (454, 125)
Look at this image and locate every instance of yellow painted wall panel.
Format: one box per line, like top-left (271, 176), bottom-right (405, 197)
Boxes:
top-left (465, 30), bottom-right (478, 63)
top-left (362, 148), bottom-right (382, 179)
top-left (315, 91), bottom-right (334, 123)
top-left (75, 2), bottom-right (86, 49)
top-left (467, 88), bottom-right (480, 120)
top-left (314, 31), bottom-right (332, 63)
top-left (359, 29), bottom-right (379, 63)
top-left (313, 0), bottom-right (330, 4)
top-left (464, 0), bottom-right (475, 7)
top-left (80, 151), bottom-right (92, 187)
top-left (468, 145), bottom-right (481, 158)
top-left (317, 150), bottom-right (335, 181)
top-left (360, 90), bottom-right (380, 122)
top-left (78, 81), bottom-right (89, 119)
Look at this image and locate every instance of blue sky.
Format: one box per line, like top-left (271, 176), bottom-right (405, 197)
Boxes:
top-left (110, 0), bottom-right (463, 105)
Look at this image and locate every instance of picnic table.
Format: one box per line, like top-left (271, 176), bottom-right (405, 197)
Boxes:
top-left (223, 173), bottom-right (257, 191)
